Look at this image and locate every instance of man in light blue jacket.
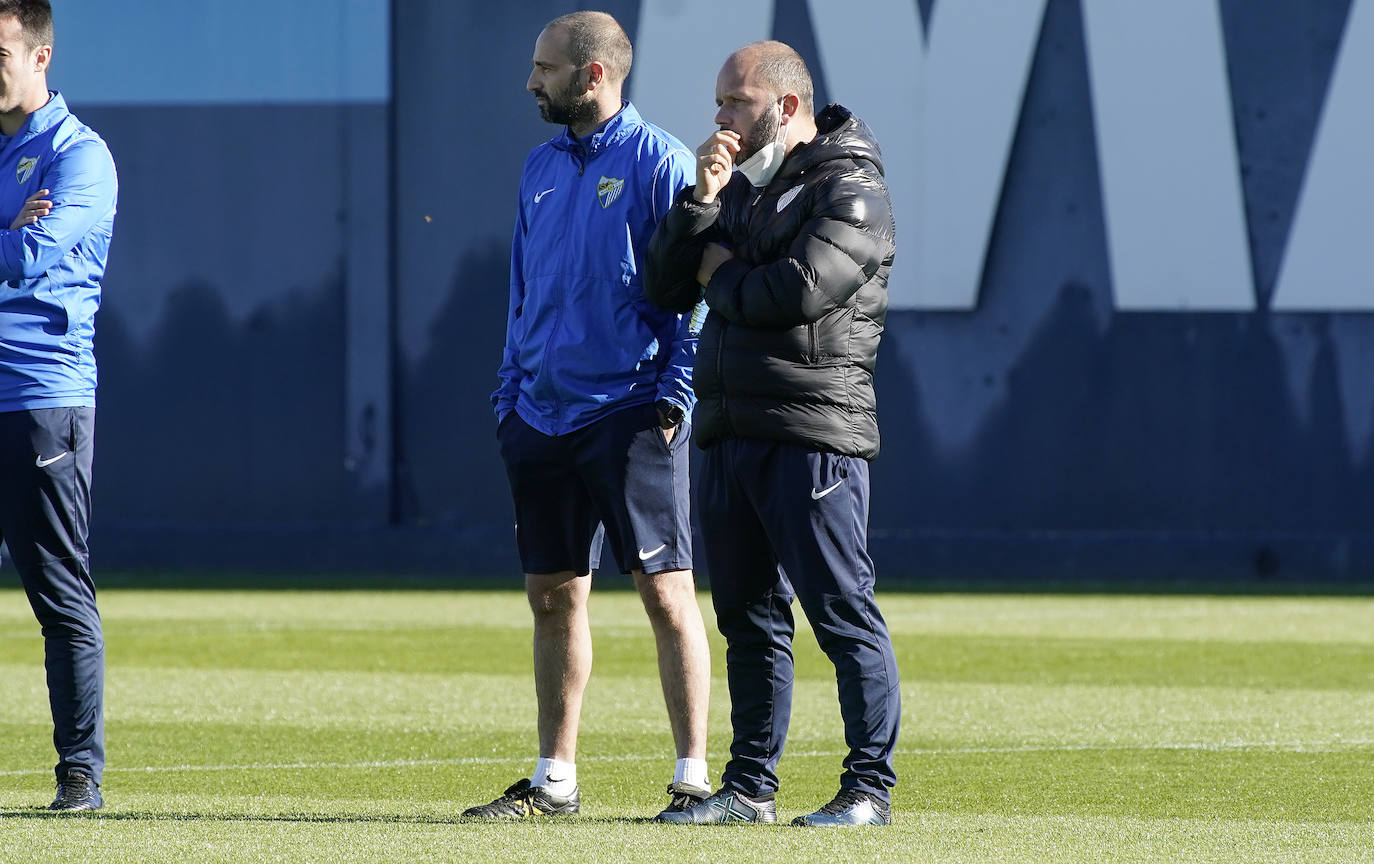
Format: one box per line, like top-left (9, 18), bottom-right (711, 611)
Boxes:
top-left (0, 0), bottom-right (117, 813)
top-left (465, 11), bottom-right (712, 822)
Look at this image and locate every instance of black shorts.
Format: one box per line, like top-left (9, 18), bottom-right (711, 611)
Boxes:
top-left (497, 402), bottom-right (692, 576)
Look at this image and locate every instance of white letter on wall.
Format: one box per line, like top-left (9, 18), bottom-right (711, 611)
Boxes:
top-left (628, 0), bottom-right (775, 145)
top-left (807, 0), bottom-right (1047, 310)
top-left (1272, 0), bottom-right (1374, 310)
top-left (1081, 1), bottom-right (1255, 310)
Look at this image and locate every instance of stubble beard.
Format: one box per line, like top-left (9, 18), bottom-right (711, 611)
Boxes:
top-left (734, 105), bottom-right (781, 164)
top-left (537, 81), bottom-right (599, 130)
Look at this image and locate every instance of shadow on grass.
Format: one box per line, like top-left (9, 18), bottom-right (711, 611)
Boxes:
top-left (86, 568), bottom-right (1374, 596)
top-left (0, 809), bottom-right (662, 826)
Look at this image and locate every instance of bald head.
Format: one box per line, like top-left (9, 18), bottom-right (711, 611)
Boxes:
top-left (545, 10), bottom-right (633, 85)
top-left (729, 41), bottom-right (814, 115)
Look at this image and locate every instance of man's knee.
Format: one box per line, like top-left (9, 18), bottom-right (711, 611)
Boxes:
top-left (526, 571), bottom-right (588, 621)
top-left (634, 568), bottom-right (697, 625)
top-left (802, 590), bottom-right (894, 674)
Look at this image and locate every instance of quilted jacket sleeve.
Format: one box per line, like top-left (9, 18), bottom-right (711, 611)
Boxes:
top-left (644, 187), bottom-right (723, 314)
top-left (704, 163), bottom-right (894, 330)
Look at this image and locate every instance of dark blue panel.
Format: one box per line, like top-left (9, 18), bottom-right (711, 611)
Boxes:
top-left (67, 105), bottom-right (380, 535)
top-left (1218, 0), bottom-right (1355, 304)
top-left (391, 0), bottom-right (638, 541)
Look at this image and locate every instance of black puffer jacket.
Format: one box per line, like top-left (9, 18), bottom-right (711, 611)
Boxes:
top-left (645, 104), bottom-right (895, 459)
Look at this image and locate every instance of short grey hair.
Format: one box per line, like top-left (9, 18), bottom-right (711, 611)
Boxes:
top-left (546, 11), bottom-right (633, 83)
top-left (743, 40), bottom-right (813, 114)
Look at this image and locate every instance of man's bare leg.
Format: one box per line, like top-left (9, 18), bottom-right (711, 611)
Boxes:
top-left (634, 568), bottom-right (710, 763)
top-left (527, 570), bottom-right (593, 764)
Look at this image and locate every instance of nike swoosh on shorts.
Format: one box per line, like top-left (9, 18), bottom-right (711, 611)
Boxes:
top-left (810, 479), bottom-right (843, 500)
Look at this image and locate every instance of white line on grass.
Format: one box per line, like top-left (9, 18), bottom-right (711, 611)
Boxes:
top-left (2, 738), bottom-right (1371, 778)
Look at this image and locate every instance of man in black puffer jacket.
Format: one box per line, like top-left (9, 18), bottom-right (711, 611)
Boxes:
top-left (646, 41), bottom-right (901, 828)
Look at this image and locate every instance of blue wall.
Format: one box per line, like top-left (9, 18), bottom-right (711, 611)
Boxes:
top-left (42, 0), bottom-right (1374, 585)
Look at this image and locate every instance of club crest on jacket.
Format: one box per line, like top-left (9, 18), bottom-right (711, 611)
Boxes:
top-left (597, 175), bottom-right (624, 209)
top-left (16, 157), bottom-right (38, 185)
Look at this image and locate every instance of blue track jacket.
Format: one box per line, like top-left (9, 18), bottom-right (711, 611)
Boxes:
top-left (493, 102), bottom-right (700, 435)
top-left (0, 92), bottom-right (117, 412)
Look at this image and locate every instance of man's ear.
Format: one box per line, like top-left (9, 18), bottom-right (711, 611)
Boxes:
top-left (586, 60), bottom-right (606, 92)
top-left (33, 44), bottom-right (51, 73)
top-left (779, 93), bottom-right (801, 123)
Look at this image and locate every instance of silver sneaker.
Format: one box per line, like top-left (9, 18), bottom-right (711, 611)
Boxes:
top-left (652, 781), bottom-right (711, 822)
top-left (656, 787), bottom-right (778, 824)
top-left (791, 789), bottom-right (891, 827)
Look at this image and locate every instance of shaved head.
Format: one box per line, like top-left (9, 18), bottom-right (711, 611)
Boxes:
top-left (732, 40), bottom-right (813, 114)
top-left (545, 10), bottom-right (632, 84)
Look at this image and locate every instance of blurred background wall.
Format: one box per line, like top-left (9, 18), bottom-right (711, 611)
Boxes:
top-left (43, 0), bottom-right (1374, 585)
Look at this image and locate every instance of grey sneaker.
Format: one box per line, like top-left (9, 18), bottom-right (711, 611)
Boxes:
top-left (651, 781), bottom-right (710, 821)
top-left (791, 788), bottom-right (891, 827)
top-left (49, 769), bottom-right (102, 812)
top-left (461, 778), bottom-right (580, 819)
top-left (656, 787), bottom-right (777, 824)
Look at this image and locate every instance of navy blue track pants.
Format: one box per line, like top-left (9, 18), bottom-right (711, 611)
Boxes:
top-left (699, 438), bottom-right (900, 802)
top-left (0, 407), bottom-right (104, 785)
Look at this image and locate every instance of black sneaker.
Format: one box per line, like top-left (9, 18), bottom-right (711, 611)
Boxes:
top-left (651, 781), bottom-right (710, 822)
top-left (655, 787), bottom-right (777, 824)
top-left (50, 769), bottom-right (102, 812)
top-left (791, 788), bottom-right (890, 827)
top-left (461, 778), bottom-right (580, 819)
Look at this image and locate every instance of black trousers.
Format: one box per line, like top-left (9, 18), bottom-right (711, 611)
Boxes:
top-left (699, 438), bottom-right (900, 803)
top-left (0, 407), bottom-right (104, 785)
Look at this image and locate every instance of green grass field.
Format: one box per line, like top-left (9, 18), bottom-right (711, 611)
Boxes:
top-left (1, 587), bottom-right (1372, 862)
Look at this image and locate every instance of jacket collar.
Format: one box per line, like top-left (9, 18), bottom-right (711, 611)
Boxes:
top-left (551, 100), bottom-right (640, 161)
top-left (771, 103), bottom-right (884, 185)
top-left (5, 91), bottom-right (68, 145)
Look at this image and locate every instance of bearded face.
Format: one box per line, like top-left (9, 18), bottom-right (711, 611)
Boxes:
top-left (534, 71), bottom-right (600, 129)
top-left (732, 100), bottom-right (781, 163)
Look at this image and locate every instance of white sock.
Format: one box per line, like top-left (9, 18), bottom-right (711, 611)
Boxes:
top-left (532, 757), bottom-right (577, 796)
top-left (673, 757), bottom-right (710, 791)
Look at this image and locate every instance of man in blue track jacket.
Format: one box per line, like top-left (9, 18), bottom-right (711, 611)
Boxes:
top-left (464, 11), bottom-right (713, 822)
top-left (0, 0), bottom-right (117, 812)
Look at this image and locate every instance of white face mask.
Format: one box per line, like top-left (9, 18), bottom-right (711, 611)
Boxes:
top-left (734, 102), bottom-right (786, 188)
